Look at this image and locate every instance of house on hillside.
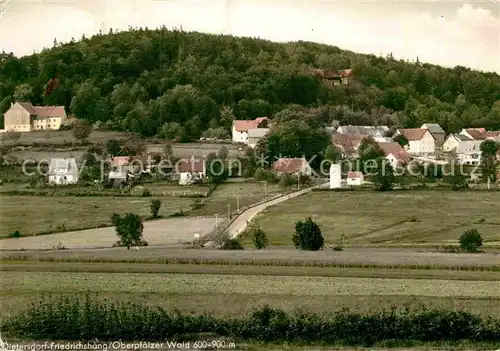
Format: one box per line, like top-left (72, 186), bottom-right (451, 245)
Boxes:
top-left (336, 125), bottom-right (389, 137)
top-left (346, 171), bottom-right (363, 186)
top-left (394, 128), bottom-right (435, 156)
top-left (312, 68), bottom-right (354, 86)
top-left (377, 142), bottom-right (412, 168)
top-left (272, 157), bottom-right (313, 177)
top-left (460, 128), bottom-right (500, 140)
top-left (247, 128), bottom-right (270, 148)
top-left (175, 156), bottom-right (206, 185)
top-left (48, 158), bottom-right (79, 185)
top-left (111, 156), bottom-right (145, 175)
top-left (3, 102), bottom-right (67, 132)
top-left (332, 133), bottom-right (367, 158)
top-left (232, 117), bottom-right (269, 144)
top-left (442, 133), bottom-right (473, 152)
top-left (421, 123), bottom-right (445, 147)
top-left (455, 140), bottom-right (483, 165)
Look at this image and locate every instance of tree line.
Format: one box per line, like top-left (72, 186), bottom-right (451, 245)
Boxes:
top-left (0, 27), bottom-right (499, 138)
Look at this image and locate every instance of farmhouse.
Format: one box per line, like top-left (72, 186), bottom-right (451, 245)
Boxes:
top-left (332, 133), bottom-right (367, 158)
top-left (336, 125), bottom-right (389, 137)
top-left (175, 156), bottom-right (206, 185)
top-left (272, 157), bottom-right (313, 177)
top-left (421, 123), bottom-right (445, 147)
top-left (395, 128), bottom-right (435, 156)
top-left (48, 158), bottom-right (79, 185)
top-left (377, 142), bottom-right (411, 168)
top-left (111, 156), bottom-right (145, 175)
top-left (346, 171), bottom-right (363, 186)
top-left (231, 117), bottom-right (269, 144)
top-left (3, 102), bottom-right (67, 132)
top-left (460, 128), bottom-right (500, 140)
top-left (442, 133), bottom-right (473, 152)
top-left (247, 128), bottom-right (270, 148)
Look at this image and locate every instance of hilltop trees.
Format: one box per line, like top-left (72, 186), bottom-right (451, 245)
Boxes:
top-left (0, 29), bottom-right (499, 139)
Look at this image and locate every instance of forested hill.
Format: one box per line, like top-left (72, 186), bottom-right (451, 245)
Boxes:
top-left (1, 27), bottom-right (499, 139)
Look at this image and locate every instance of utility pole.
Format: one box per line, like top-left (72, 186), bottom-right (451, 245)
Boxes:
top-left (263, 181), bottom-right (268, 201)
top-left (227, 204), bottom-right (231, 220)
top-left (215, 213), bottom-right (218, 228)
top-left (297, 172), bottom-right (300, 190)
top-left (236, 195), bottom-right (240, 212)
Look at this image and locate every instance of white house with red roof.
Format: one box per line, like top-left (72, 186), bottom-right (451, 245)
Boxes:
top-left (175, 156), bottom-right (206, 185)
top-left (394, 128), bottom-right (435, 156)
top-left (232, 117), bottom-right (269, 144)
top-left (377, 142), bottom-right (412, 168)
top-left (346, 171), bottom-right (363, 186)
top-left (3, 102), bottom-right (67, 132)
top-left (272, 157), bottom-right (312, 176)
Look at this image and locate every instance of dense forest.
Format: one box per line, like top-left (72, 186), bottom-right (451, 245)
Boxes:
top-left (0, 27), bottom-right (499, 139)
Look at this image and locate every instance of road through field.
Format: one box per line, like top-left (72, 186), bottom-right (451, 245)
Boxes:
top-left (0, 217), bottom-right (223, 250)
top-left (226, 182), bottom-right (328, 238)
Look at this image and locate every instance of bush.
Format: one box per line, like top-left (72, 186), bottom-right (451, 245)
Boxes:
top-left (254, 168), bottom-right (278, 183)
top-left (221, 237), bottom-right (244, 250)
top-left (8, 230), bottom-right (21, 238)
top-left (292, 217), bottom-right (324, 251)
top-left (459, 229), bottom-right (483, 253)
top-left (5, 294), bottom-right (500, 344)
top-left (251, 225), bottom-right (268, 249)
top-left (141, 188), bottom-right (151, 197)
top-left (150, 199), bottom-right (161, 218)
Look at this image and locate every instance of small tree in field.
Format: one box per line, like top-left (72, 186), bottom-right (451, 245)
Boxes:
top-left (72, 119), bottom-right (93, 141)
top-left (373, 157), bottom-right (395, 191)
top-left (112, 213), bottom-right (144, 249)
top-left (459, 229), bottom-right (483, 253)
top-left (293, 217), bottom-right (324, 251)
top-left (251, 225), bottom-right (268, 249)
top-left (150, 199), bottom-right (161, 218)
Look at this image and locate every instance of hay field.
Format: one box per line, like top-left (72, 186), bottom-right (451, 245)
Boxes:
top-left (1, 270), bottom-right (498, 318)
top-left (247, 191), bottom-right (500, 247)
top-left (0, 196), bottom-right (193, 237)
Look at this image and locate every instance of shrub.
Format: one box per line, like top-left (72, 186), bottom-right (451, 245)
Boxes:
top-left (8, 230), bottom-right (21, 238)
top-left (333, 245), bottom-right (343, 251)
top-left (150, 199), bottom-right (161, 218)
top-left (254, 168), bottom-right (278, 183)
top-left (221, 237), bottom-right (244, 250)
top-left (111, 213), bottom-right (144, 249)
top-left (251, 225), bottom-right (268, 249)
top-left (190, 199), bottom-right (205, 210)
top-left (141, 188), bottom-right (151, 197)
top-left (292, 217), bottom-right (324, 251)
top-left (459, 229), bottom-right (483, 253)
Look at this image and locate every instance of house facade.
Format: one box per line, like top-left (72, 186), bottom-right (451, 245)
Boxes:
top-left (455, 140), bottom-right (483, 165)
top-left (247, 128), bottom-right (270, 148)
top-left (377, 142), bottom-right (411, 168)
top-left (336, 125), bottom-right (389, 137)
top-left (3, 102), bottom-right (67, 132)
top-left (176, 156), bottom-right (206, 185)
top-left (231, 117), bottom-right (269, 144)
top-left (48, 158), bottom-right (79, 184)
top-left (442, 133), bottom-right (472, 152)
top-left (459, 128), bottom-right (500, 140)
top-left (272, 157), bottom-right (313, 176)
top-left (421, 123), bottom-right (445, 147)
top-left (395, 128), bottom-right (435, 156)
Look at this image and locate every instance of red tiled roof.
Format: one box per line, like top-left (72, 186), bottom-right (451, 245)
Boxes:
top-left (233, 117), bottom-right (269, 132)
top-left (176, 157), bottom-right (205, 173)
top-left (484, 131), bottom-right (500, 138)
top-left (397, 128), bottom-right (430, 141)
top-left (332, 133), bottom-right (367, 150)
top-left (272, 158), bottom-right (307, 174)
top-left (378, 142), bottom-right (411, 163)
top-left (347, 171), bottom-right (363, 179)
top-left (17, 101), bottom-right (65, 118)
top-left (112, 156), bottom-right (133, 166)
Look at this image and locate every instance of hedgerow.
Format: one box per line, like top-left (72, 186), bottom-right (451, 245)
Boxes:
top-left (3, 294), bottom-right (499, 345)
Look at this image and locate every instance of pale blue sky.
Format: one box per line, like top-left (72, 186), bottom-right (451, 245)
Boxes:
top-left (1, 0), bottom-right (499, 72)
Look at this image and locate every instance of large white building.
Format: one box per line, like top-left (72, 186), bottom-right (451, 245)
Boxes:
top-left (3, 102), bottom-right (67, 132)
top-left (395, 128), bottom-right (435, 156)
top-left (231, 117), bottom-right (269, 144)
top-left (48, 158), bottom-right (79, 184)
top-left (455, 140), bottom-right (483, 165)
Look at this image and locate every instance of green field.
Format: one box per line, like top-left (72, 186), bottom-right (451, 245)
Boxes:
top-left (244, 191), bottom-right (500, 247)
top-left (1, 262), bottom-right (499, 319)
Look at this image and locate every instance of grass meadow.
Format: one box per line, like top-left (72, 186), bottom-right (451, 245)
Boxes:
top-left (1, 263), bottom-right (499, 320)
top-left (244, 191), bottom-right (500, 247)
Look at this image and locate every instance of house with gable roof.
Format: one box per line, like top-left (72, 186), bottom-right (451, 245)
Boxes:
top-left (394, 128), bottom-right (435, 156)
top-left (48, 158), bottom-right (79, 184)
top-left (377, 142), bottom-right (412, 168)
top-left (442, 133), bottom-right (473, 152)
top-left (272, 157), bottom-right (312, 177)
top-left (231, 117), bottom-right (269, 144)
top-left (3, 102), bottom-right (67, 132)
top-left (421, 123), bottom-right (445, 147)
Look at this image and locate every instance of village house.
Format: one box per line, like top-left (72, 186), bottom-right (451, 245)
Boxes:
top-left (311, 68), bottom-right (354, 86)
top-left (421, 123), bottom-right (445, 147)
top-left (2, 102), bottom-right (67, 132)
top-left (377, 142), bottom-right (412, 168)
top-left (332, 133), bottom-right (368, 158)
top-left (336, 125), bottom-right (389, 138)
top-left (442, 133), bottom-right (473, 152)
top-left (460, 128), bottom-right (500, 140)
top-left (175, 156), bottom-right (206, 185)
top-left (346, 171), bottom-right (363, 186)
top-left (272, 157), bottom-right (313, 177)
top-left (247, 128), bottom-right (270, 148)
top-left (48, 158), bottom-right (79, 185)
top-left (231, 117), bottom-right (269, 144)
top-left (394, 128), bottom-right (435, 156)
top-left (455, 140), bottom-right (483, 165)
top-left (111, 156), bottom-right (145, 175)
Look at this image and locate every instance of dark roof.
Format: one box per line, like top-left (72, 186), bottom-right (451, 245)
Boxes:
top-left (421, 123), bottom-right (445, 134)
top-left (176, 157), bottom-right (205, 173)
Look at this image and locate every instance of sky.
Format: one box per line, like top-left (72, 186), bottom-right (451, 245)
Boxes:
top-left (0, 0), bottom-right (499, 73)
